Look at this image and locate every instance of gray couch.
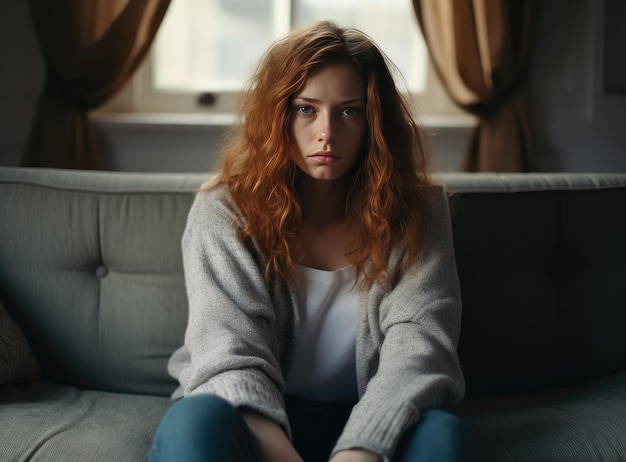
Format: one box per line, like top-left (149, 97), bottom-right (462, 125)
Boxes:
top-left (1, 166), bottom-right (625, 461)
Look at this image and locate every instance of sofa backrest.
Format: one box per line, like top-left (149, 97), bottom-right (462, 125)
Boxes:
top-left (2, 168), bottom-right (626, 399)
top-left (444, 173), bottom-right (626, 398)
top-left (0, 168), bottom-right (207, 396)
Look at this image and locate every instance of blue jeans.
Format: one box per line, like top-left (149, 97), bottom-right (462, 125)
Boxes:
top-left (149, 394), bottom-right (471, 462)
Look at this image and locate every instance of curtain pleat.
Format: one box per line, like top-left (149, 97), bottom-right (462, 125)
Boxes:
top-left (22, 0), bottom-right (171, 169)
top-left (413, 0), bottom-right (538, 172)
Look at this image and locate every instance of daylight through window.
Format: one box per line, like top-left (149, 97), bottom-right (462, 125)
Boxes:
top-left (153, 0), bottom-right (428, 94)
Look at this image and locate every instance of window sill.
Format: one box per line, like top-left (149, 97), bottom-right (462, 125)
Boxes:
top-left (92, 111), bottom-right (238, 128)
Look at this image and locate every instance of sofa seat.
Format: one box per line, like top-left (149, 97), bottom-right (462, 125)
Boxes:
top-left (0, 382), bottom-right (171, 462)
top-left (456, 370), bottom-right (626, 461)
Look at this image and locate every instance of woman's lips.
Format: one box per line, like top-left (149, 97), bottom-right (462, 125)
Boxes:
top-left (310, 151), bottom-right (338, 163)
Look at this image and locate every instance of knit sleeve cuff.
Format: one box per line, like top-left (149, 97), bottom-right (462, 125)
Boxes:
top-left (332, 399), bottom-right (420, 461)
top-left (190, 369), bottom-right (291, 438)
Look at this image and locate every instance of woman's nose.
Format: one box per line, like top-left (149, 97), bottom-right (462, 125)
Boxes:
top-left (317, 114), bottom-right (332, 142)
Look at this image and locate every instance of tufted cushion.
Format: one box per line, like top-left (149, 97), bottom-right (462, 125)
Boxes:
top-left (0, 300), bottom-right (41, 384)
top-left (442, 173), bottom-right (626, 397)
top-left (0, 168), bottom-right (207, 395)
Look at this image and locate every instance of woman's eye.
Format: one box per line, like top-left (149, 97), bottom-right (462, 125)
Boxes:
top-left (342, 107), bottom-right (359, 117)
top-left (297, 105), bottom-right (314, 115)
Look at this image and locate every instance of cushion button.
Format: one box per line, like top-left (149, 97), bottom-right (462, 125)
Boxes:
top-left (96, 266), bottom-right (108, 278)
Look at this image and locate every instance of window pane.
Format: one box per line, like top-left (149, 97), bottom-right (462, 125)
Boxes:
top-left (154, 0), bottom-right (278, 91)
top-left (295, 0), bottom-right (428, 92)
top-left (152, 0), bottom-right (427, 94)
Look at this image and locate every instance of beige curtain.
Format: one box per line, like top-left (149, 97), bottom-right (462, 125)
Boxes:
top-left (413, 0), bottom-right (538, 172)
top-left (22, 0), bottom-right (171, 169)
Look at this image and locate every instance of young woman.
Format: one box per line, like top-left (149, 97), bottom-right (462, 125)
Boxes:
top-left (150, 21), bottom-right (470, 462)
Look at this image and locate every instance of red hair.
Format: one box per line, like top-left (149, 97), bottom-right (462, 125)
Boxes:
top-left (207, 21), bottom-right (433, 288)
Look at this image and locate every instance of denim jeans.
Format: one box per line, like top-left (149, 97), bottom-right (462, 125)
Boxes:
top-left (149, 394), bottom-right (471, 462)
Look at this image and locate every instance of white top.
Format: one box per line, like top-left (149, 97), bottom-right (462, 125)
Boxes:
top-left (285, 265), bottom-right (359, 401)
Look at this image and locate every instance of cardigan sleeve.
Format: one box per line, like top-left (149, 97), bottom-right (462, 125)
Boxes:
top-left (333, 186), bottom-right (466, 461)
top-left (167, 186), bottom-right (290, 434)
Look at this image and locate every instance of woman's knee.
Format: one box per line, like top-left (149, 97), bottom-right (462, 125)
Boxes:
top-left (420, 409), bottom-right (469, 439)
top-left (395, 409), bottom-right (472, 462)
top-left (150, 394), bottom-right (254, 461)
top-left (160, 394), bottom-right (240, 435)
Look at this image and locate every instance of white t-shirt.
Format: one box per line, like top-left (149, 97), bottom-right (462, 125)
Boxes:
top-left (285, 265), bottom-right (359, 401)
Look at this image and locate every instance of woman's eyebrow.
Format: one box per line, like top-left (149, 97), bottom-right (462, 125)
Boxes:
top-left (293, 96), bottom-right (366, 105)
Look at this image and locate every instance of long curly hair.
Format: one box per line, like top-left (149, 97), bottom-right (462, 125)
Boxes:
top-left (208, 20), bottom-right (433, 288)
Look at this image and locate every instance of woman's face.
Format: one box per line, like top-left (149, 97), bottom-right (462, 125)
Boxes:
top-left (290, 62), bottom-right (367, 182)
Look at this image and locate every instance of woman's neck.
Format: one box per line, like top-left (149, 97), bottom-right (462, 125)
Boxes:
top-left (297, 174), bottom-right (349, 227)
top-left (295, 174), bottom-right (355, 271)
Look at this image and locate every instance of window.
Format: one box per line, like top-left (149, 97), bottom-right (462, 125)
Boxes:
top-left (103, 0), bottom-right (465, 119)
top-left (155, 0), bottom-right (426, 93)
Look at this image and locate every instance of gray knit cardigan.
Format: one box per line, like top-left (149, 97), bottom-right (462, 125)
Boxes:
top-left (168, 184), bottom-right (465, 461)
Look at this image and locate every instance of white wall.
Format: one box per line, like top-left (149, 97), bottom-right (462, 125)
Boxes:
top-left (96, 116), bottom-right (230, 173)
top-left (1, 0), bottom-right (625, 173)
top-left (529, 0), bottom-right (626, 172)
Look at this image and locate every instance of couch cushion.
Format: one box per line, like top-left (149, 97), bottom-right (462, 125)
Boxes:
top-left (0, 168), bottom-right (208, 395)
top-left (0, 382), bottom-right (171, 462)
top-left (441, 173), bottom-right (626, 397)
top-left (455, 370), bottom-right (626, 462)
top-left (0, 300), bottom-right (41, 384)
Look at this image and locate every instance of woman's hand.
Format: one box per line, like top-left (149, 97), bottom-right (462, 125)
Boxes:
top-left (329, 448), bottom-right (383, 462)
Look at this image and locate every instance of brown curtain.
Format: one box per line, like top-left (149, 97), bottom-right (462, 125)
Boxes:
top-left (413, 0), bottom-right (538, 172)
top-left (22, 0), bottom-right (171, 169)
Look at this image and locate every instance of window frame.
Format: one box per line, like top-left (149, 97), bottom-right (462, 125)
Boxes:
top-left (98, 0), bottom-right (469, 122)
